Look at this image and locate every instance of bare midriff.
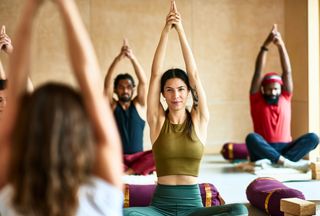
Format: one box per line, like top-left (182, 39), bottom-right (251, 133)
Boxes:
top-left (157, 175), bottom-right (198, 185)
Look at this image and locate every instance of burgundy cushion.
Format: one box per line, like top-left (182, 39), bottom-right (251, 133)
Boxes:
top-left (221, 142), bottom-right (248, 160)
top-left (124, 183), bottom-right (224, 208)
top-left (246, 177), bottom-right (305, 216)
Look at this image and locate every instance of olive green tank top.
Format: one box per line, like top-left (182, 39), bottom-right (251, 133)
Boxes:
top-left (152, 117), bottom-right (204, 177)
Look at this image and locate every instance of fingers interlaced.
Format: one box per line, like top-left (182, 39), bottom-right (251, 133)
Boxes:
top-left (0, 25), bottom-right (5, 34)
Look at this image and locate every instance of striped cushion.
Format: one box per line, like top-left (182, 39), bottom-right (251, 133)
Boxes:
top-left (221, 142), bottom-right (248, 161)
top-left (246, 177), bottom-right (305, 216)
top-left (124, 183), bottom-right (224, 208)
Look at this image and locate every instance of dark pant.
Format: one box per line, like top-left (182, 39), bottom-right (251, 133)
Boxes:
top-left (124, 150), bottom-right (156, 175)
top-left (123, 184), bottom-right (248, 216)
top-left (245, 132), bottom-right (319, 163)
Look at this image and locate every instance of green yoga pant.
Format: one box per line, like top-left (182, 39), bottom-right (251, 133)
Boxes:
top-left (123, 184), bottom-right (248, 216)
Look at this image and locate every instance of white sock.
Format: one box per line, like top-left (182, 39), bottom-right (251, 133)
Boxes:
top-left (255, 159), bottom-right (272, 169)
top-left (283, 159), bottom-right (310, 172)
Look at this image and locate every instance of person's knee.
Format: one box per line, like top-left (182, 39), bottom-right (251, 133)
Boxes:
top-left (245, 133), bottom-right (259, 147)
top-left (307, 133), bottom-right (319, 147)
top-left (229, 203), bottom-right (248, 215)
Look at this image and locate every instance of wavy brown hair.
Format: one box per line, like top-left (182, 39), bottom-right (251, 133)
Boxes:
top-left (9, 83), bottom-right (95, 216)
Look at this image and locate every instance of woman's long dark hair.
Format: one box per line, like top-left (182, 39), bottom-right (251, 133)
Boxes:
top-left (161, 68), bottom-right (197, 139)
top-left (9, 83), bottom-right (95, 216)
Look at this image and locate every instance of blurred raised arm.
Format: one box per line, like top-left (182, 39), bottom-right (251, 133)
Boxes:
top-left (124, 42), bottom-right (147, 106)
top-left (0, 0), bottom-right (40, 188)
top-left (273, 30), bottom-right (293, 93)
top-left (104, 41), bottom-right (126, 103)
top-left (250, 24), bottom-right (277, 94)
top-left (56, 0), bottom-right (123, 190)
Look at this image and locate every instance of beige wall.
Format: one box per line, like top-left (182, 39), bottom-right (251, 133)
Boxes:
top-left (307, 0), bottom-right (320, 160)
top-left (284, 0), bottom-right (309, 141)
top-left (0, 0), bottom-right (312, 153)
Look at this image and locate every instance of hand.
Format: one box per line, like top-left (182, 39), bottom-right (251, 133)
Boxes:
top-left (124, 47), bottom-right (135, 60)
top-left (120, 38), bottom-right (134, 60)
top-left (263, 24), bottom-right (277, 48)
top-left (116, 49), bottom-right (126, 61)
top-left (172, 11), bottom-right (183, 32)
top-left (273, 31), bottom-right (284, 47)
top-left (164, 1), bottom-right (177, 30)
top-left (171, 0), bottom-right (178, 15)
top-left (0, 26), bottom-right (13, 54)
top-left (171, 1), bottom-right (183, 31)
top-left (121, 38), bottom-right (129, 53)
top-left (165, 1), bottom-right (182, 32)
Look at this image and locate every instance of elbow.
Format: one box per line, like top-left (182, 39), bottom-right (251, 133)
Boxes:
top-left (139, 79), bottom-right (147, 87)
top-left (187, 68), bottom-right (198, 76)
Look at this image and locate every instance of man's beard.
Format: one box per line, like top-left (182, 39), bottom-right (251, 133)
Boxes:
top-left (118, 94), bottom-right (132, 102)
top-left (263, 94), bottom-right (279, 105)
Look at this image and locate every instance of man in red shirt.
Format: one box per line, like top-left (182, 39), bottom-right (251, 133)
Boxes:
top-left (246, 24), bottom-right (319, 171)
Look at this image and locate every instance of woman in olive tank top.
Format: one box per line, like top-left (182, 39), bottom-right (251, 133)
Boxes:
top-left (124, 1), bottom-right (248, 215)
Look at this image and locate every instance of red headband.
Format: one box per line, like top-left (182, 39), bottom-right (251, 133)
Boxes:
top-left (262, 72), bottom-right (283, 86)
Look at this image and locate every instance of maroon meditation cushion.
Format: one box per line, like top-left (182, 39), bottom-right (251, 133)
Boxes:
top-left (221, 142), bottom-right (248, 161)
top-left (246, 177), bottom-right (305, 216)
top-left (124, 183), bottom-right (224, 208)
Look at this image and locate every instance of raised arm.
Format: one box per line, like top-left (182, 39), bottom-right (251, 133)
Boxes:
top-left (250, 24), bottom-right (276, 94)
top-left (147, 3), bottom-right (176, 142)
top-left (0, 26), bottom-right (6, 80)
top-left (273, 30), bottom-right (293, 93)
top-left (0, 61), bottom-right (5, 81)
top-left (27, 77), bottom-right (34, 92)
top-left (173, 1), bottom-right (209, 128)
top-left (0, 25), bottom-right (14, 82)
top-left (0, 26), bottom-right (32, 94)
top-left (56, 0), bottom-right (122, 190)
top-left (124, 43), bottom-right (147, 106)
top-left (0, 26), bottom-right (14, 55)
top-left (104, 43), bottom-right (125, 102)
top-left (0, 0), bottom-right (39, 188)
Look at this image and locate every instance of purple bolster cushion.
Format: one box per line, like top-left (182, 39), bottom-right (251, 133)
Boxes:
top-left (246, 177), bottom-right (305, 216)
top-left (221, 142), bottom-right (248, 160)
top-left (124, 183), bottom-right (224, 208)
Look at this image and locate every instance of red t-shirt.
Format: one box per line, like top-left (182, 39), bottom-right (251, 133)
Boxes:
top-left (250, 91), bottom-right (292, 143)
